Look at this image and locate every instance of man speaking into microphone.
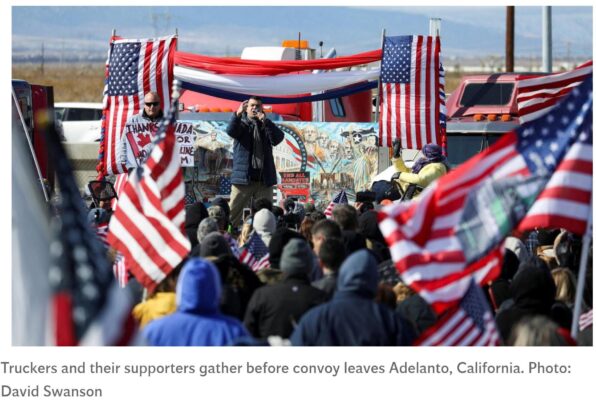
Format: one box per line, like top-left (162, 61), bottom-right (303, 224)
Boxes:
top-left (226, 96), bottom-right (285, 228)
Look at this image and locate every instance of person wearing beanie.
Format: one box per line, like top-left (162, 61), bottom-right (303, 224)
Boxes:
top-left (290, 250), bottom-right (416, 346)
top-left (267, 228), bottom-right (305, 270)
top-left (197, 217), bottom-right (219, 244)
top-left (252, 209), bottom-right (276, 246)
top-left (211, 197), bottom-right (231, 221)
top-left (143, 258), bottom-right (249, 346)
top-left (200, 232), bottom-right (233, 258)
top-left (243, 239), bottom-right (327, 339)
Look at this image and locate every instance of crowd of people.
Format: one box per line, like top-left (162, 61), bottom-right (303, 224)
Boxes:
top-left (90, 93), bottom-right (592, 346)
top-left (97, 194), bottom-right (592, 346)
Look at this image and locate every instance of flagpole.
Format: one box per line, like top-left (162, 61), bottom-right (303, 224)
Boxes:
top-left (571, 196), bottom-right (592, 339)
top-left (374, 29), bottom-right (386, 123)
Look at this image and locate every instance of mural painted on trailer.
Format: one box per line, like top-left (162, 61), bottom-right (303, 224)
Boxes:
top-left (180, 120), bottom-right (379, 205)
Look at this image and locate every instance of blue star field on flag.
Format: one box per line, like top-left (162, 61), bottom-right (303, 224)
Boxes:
top-left (380, 36), bottom-right (412, 84)
top-left (107, 42), bottom-right (141, 96)
top-left (218, 176), bottom-right (232, 196)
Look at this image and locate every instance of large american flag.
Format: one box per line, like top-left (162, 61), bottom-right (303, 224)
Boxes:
top-left (324, 190), bottom-right (348, 218)
top-left (517, 60), bottom-right (592, 124)
top-left (107, 91), bottom-right (190, 293)
top-left (379, 35), bottom-right (441, 149)
top-left (379, 74), bottom-right (592, 314)
top-left (239, 232), bottom-right (270, 271)
top-left (416, 282), bottom-right (500, 346)
top-left (98, 36), bottom-right (176, 177)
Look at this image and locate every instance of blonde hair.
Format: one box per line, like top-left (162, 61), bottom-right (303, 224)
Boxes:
top-left (551, 267), bottom-right (577, 305)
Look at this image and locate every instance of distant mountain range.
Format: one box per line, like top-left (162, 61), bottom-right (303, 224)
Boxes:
top-left (12, 6), bottom-right (593, 64)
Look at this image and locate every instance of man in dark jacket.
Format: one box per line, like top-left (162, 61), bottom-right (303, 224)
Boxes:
top-left (290, 250), bottom-right (416, 346)
top-left (226, 96), bottom-right (284, 227)
top-left (244, 238), bottom-right (327, 339)
top-left (143, 258), bottom-right (249, 346)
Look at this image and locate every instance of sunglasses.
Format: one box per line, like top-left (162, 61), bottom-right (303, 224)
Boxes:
top-left (145, 102), bottom-right (160, 107)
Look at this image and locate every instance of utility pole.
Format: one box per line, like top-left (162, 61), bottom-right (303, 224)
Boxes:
top-left (41, 42), bottom-right (45, 76)
top-left (506, 6), bottom-right (515, 72)
top-left (542, 6), bottom-right (552, 73)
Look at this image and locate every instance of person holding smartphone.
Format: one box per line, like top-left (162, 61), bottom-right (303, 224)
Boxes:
top-left (226, 96), bottom-right (285, 228)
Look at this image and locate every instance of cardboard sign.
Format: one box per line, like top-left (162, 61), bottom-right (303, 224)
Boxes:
top-left (175, 122), bottom-right (195, 167)
top-left (123, 121), bottom-right (196, 168)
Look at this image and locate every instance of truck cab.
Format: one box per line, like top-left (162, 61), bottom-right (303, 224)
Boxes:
top-left (445, 73), bottom-right (533, 166)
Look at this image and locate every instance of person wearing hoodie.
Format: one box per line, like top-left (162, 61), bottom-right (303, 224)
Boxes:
top-left (143, 258), bottom-right (249, 346)
top-left (290, 250), bottom-right (416, 346)
top-left (252, 208), bottom-right (276, 247)
top-left (495, 264), bottom-right (558, 344)
top-left (243, 239), bottom-right (327, 339)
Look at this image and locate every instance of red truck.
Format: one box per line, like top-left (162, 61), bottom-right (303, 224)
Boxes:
top-left (12, 79), bottom-right (57, 193)
top-left (445, 73), bottom-right (533, 166)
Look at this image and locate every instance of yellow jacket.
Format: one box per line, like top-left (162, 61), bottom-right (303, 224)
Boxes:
top-left (392, 157), bottom-right (447, 195)
top-left (132, 292), bottom-right (177, 328)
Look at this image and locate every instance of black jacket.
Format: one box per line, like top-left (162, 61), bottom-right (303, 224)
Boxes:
top-left (226, 113), bottom-right (284, 187)
top-left (243, 275), bottom-right (326, 339)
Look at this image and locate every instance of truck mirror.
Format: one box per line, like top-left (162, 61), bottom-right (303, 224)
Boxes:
top-left (87, 180), bottom-right (117, 204)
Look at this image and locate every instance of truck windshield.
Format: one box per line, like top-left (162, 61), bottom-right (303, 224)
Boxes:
top-left (446, 134), bottom-right (501, 167)
top-left (460, 83), bottom-right (514, 106)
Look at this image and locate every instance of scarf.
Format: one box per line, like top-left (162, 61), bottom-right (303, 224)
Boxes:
top-left (411, 143), bottom-right (446, 174)
top-left (243, 114), bottom-right (264, 171)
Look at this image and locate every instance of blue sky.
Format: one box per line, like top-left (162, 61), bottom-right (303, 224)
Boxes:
top-left (12, 6), bottom-right (593, 62)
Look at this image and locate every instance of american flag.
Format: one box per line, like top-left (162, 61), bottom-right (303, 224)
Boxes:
top-left (378, 74), bottom-right (592, 314)
top-left (218, 176), bottom-right (232, 196)
top-left (579, 309), bottom-right (593, 331)
top-left (324, 190), bottom-right (348, 218)
top-left (239, 232), bottom-right (270, 271)
top-left (517, 60), bottom-right (592, 124)
top-left (225, 233), bottom-right (242, 259)
top-left (107, 88), bottom-right (190, 293)
top-left (45, 115), bottom-right (113, 346)
top-left (95, 222), bottom-right (109, 247)
top-left (416, 282), bottom-right (501, 346)
top-left (98, 36), bottom-right (176, 177)
top-left (379, 35), bottom-right (441, 149)
top-left (110, 173), bottom-right (128, 210)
